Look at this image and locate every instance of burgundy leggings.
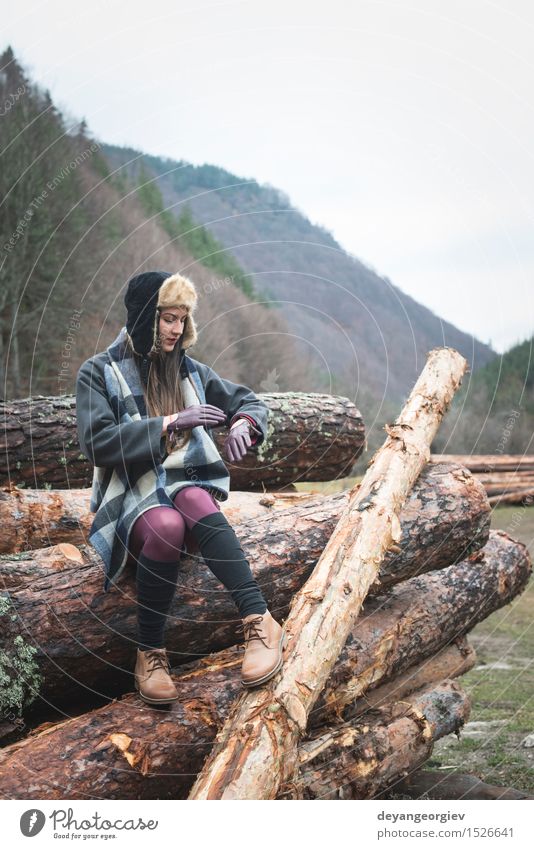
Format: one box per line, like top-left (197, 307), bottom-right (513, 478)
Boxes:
top-left (129, 486), bottom-right (267, 641)
top-left (127, 486), bottom-right (221, 563)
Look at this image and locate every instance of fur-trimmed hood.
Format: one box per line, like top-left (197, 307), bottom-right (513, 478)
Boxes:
top-left (124, 270), bottom-right (199, 359)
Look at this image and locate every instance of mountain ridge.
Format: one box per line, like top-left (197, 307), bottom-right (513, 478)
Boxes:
top-left (101, 142), bottom-right (496, 404)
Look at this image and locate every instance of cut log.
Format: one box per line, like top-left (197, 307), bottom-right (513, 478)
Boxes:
top-left (0, 682), bottom-right (470, 801)
top-left (0, 531), bottom-right (528, 800)
top-left (349, 637), bottom-right (476, 717)
top-left (0, 462), bottom-right (490, 708)
top-left (288, 680), bottom-right (471, 800)
top-left (395, 769), bottom-right (534, 800)
top-left (430, 455), bottom-right (534, 501)
top-left (483, 481), bottom-right (534, 496)
top-left (0, 461), bottom-right (488, 556)
top-left (488, 489), bottom-right (534, 507)
top-left (471, 473), bottom-right (534, 487)
top-left (298, 530), bottom-right (529, 727)
top-left (430, 454), bottom-right (534, 473)
top-left (0, 487), bottom-right (319, 553)
top-left (0, 392), bottom-right (365, 489)
top-left (189, 346), bottom-right (468, 800)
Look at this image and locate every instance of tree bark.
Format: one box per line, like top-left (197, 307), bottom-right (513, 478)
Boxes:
top-left (348, 637), bottom-right (476, 718)
top-left (0, 391), bottom-right (365, 489)
top-left (189, 347), bottom-right (468, 800)
top-left (267, 530), bottom-right (530, 727)
top-left (0, 460), bottom-right (488, 556)
top-left (0, 531), bottom-right (528, 800)
top-left (289, 680), bottom-right (471, 800)
top-left (0, 462), bottom-right (490, 708)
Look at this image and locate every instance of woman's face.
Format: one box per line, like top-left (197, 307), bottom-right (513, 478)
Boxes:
top-left (158, 307), bottom-right (188, 353)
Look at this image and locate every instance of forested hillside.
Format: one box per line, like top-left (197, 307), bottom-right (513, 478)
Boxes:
top-left (0, 48), bottom-right (305, 400)
top-left (434, 337), bottom-right (533, 455)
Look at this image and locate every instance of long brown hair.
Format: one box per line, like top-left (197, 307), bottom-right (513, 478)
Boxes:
top-left (131, 309), bottom-right (193, 452)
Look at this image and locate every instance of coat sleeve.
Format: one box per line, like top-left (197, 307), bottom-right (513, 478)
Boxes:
top-left (192, 360), bottom-right (269, 447)
top-left (76, 358), bottom-right (166, 468)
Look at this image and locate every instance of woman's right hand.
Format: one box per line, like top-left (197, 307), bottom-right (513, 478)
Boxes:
top-left (162, 404), bottom-right (227, 435)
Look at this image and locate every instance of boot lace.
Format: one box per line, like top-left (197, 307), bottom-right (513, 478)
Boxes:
top-left (236, 615), bottom-right (269, 648)
top-left (144, 649), bottom-right (171, 674)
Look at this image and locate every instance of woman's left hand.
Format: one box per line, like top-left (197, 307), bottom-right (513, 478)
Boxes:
top-left (223, 419), bottom-right (252, 462)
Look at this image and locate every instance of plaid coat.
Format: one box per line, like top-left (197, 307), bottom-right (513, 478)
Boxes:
top-left (76, 327), bottom-right (269, 592)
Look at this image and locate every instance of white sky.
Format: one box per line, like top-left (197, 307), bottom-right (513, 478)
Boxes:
top-left (2, 0), bottom-right (534, 352)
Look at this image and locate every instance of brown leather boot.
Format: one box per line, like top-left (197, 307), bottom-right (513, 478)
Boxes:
top-left (238, 610), bottom-right (287, 688)
top-left (134, 648), bottom-right (179, 705)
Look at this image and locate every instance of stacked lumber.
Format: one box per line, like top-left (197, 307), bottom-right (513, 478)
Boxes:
top-left (0, 349), bottom-right (531, 801)
top-left (431, 454), bottom-right (534, 506)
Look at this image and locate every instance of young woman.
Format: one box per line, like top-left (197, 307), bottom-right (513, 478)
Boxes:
top-left (76, 270), bottom-right (286, 705)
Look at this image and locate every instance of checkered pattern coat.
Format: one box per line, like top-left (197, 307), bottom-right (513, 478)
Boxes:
top-left (76, 327), bottom-right (268, 592)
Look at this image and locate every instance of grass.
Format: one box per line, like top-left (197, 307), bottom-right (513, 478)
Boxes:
top-left (421, 504), bottom-right (534, 794)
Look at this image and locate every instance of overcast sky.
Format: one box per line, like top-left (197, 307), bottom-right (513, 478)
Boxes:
top-left (3, 0), bottom-right (533, 352)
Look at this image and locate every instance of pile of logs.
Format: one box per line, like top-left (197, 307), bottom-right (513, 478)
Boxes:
top-left (431, 454), bottom-right (534, 506)
top-left (0, 350), bottom-right (531, 800)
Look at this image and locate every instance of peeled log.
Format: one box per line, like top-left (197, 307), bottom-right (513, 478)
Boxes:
top-left (0, 532), bottom-right (527, 800)
top-left (290, 680), bottom-right (471, 800)
top-left (0, 463), bottom-right (490, 707)
top-left (189, 347), bottom-right (468, 800)
top-left (0, 392), bottom-right (365, 490)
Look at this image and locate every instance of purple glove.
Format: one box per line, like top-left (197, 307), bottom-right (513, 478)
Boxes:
top-left (223, 419), bottom-right (252, 462)
top-left (167, 404), bottom-right (226, 448)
